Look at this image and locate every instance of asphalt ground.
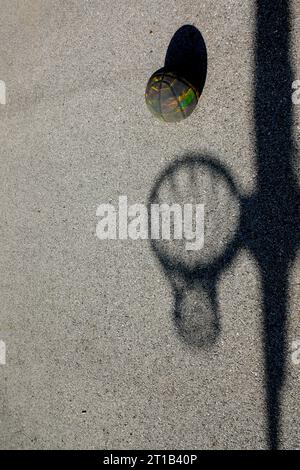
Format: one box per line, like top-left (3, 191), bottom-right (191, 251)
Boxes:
top-left (0, 0), bottom-right (300, 449)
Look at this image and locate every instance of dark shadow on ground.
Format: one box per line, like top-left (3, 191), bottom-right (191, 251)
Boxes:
top-left (164, 24), bottom-right (207, 96)
top-left (148, 154), bottom-right (243, 348)
top-left (248, 0), bottom-right (300, 449)
top-left (148, 8), bottom-right (300, 448)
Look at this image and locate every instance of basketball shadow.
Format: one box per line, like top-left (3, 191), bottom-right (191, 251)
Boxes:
top-left (164, 24), bottom-right (207, 96)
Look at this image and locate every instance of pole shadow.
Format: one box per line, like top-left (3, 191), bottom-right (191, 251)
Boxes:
top-left (249, 0), bottom-right (300, 449)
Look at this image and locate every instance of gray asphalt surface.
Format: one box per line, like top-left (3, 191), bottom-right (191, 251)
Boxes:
top-left (0, 0), bottom-right (300, 449)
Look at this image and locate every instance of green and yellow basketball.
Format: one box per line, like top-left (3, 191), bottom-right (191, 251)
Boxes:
top-left (145, 70), bottom-right (200, 122)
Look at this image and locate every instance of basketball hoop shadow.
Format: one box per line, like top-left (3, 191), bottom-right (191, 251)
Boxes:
top-left (148, 154), bottom-right (243, 348)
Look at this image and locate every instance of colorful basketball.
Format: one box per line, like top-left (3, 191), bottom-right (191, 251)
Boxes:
top-left (145, 70), bottom-right (200, 122)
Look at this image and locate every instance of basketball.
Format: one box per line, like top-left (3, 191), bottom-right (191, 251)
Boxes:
top-left (145, 70), bottom-right (200, 122)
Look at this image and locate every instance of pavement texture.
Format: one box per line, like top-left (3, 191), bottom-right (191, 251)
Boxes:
top-left (0, 0), bottom-right (300, 449)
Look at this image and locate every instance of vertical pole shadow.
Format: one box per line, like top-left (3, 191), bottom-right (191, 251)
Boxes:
top-left (248, 0), bottom-right (300, 449)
